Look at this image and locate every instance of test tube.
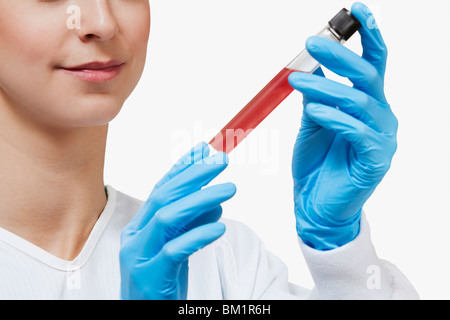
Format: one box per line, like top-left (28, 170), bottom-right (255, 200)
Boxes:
top-left (208, 8), bottom-right (361, 154)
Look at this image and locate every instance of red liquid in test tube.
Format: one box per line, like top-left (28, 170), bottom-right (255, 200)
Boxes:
top-left (208, 68), bottom-right (297, 154)
top-left (208, 8), bottom-right (361, 154)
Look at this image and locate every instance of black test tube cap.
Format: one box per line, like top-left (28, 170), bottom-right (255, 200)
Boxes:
top-left (328, 8), bottom-right (362, 41)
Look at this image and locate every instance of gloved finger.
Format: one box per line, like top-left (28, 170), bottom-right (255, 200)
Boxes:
top-left (128, 151), bottom-right (230, 232)
top-left (151, 141), bottom-right (210, 193)
top-left (304, 102), bottom-right (381, 156)
top-left (305, 36), bottom-right (387, 104)
top-left (151, 222), bottom-right (226, 289)
top-left (291, 109), bottom-right (336, 182)
top-left (127, 141), bottom-right (208, 232)
top-left (289, 72), bottom-right (396, 133)
top-left (184, 205), bottom-right (223, 232)
top-left (140, 182), bottom-right (236, 256)
top-left (351, 2), bottom-right (388, 79)
top-left (293, 67), bottom-right (325, 106)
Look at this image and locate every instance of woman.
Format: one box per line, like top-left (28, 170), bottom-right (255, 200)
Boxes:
top-left (0, 0), bottom-right (418, 299)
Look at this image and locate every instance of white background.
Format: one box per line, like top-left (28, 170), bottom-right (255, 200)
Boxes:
top-left (104, 0), bottom-right (450, 300)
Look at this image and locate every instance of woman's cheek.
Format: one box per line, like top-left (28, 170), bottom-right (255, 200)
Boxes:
top-left (120, 2), bottom-right (151, 52)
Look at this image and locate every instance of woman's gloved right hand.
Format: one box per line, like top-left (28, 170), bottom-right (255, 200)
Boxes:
top-left (119, 142), bottom-right (236, 300)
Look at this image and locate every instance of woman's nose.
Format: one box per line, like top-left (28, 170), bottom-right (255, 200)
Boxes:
top-left (77, 0), bottom-right (118, 42)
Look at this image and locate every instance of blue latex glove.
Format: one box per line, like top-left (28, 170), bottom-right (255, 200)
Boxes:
top-left (288, 2), bottom-right (397, 250)
top-left (119, 142), bottom-right (236, 299)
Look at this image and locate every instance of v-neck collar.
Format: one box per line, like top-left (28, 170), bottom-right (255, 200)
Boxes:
top-left (0, 185), bottom-right (117, 271)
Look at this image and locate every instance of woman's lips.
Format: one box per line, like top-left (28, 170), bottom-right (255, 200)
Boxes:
top-left (56, 61), bottom-right (125, 83)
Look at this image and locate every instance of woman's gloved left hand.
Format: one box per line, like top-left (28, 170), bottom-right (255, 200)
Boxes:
top-left (288, 2), bottom-right (398, 250)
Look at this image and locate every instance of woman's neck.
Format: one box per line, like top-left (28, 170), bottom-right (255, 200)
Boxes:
top-left (0, 116), bottom-right (109, 261)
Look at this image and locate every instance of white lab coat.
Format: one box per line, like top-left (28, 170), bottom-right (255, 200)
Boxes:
top-left (0, 185), bottom-right (418, 299)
